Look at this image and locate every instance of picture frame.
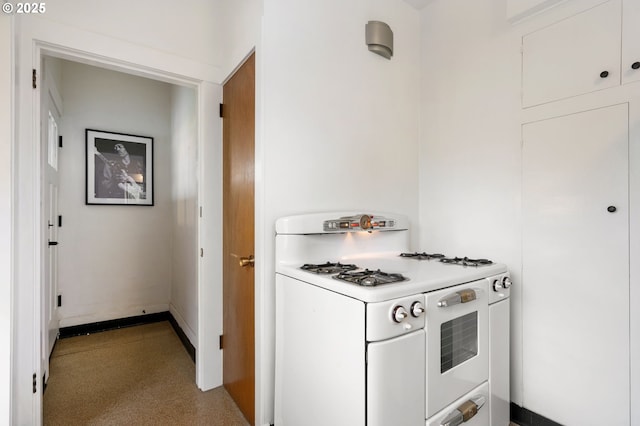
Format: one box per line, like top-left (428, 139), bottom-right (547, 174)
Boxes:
top-left (86, 129), bottom-right (154, 206)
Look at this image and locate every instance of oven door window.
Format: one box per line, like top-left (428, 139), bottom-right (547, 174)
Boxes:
top-left (440, 311), bottom-right (478, 373)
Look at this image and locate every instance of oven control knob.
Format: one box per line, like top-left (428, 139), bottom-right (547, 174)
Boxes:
top-left (502, 276), bottom-right (512, 289)
top-left (493, 276), bottom-right (513, 291)
top-left (392, 306), bottom-right (408, 323)
top-left (410, 302), bottom-right (425, 318)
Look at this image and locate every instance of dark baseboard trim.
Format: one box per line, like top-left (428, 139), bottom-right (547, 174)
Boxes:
top-left (511, 402), bottom-right (563, 426)
top-left (43, 337), bottom-right (60, 395)
top-left (59, 312), bottom-right (170, 338)
top-left (58, 311), bottom-right (196, 364)
top-left (168, 314), bottom-right (196, 363)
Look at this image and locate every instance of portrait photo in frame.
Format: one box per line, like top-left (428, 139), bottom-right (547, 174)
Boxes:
top-left (86, 129), bottom-right (154, 206)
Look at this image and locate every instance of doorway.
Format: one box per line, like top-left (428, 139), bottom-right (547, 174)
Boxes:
top-left (13, 31), bottom-right (224, 423)
top-left (39, 56), bottom-right (202, 414)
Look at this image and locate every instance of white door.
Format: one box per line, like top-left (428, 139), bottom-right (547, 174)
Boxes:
top-left (522, 103), bottom-right (629, 425)
top-left (41, 65), bottom-right (62, 383)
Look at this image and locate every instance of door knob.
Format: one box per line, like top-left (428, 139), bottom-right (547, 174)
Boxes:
top-left (607, 206), bottom-right (617, 213)
top-left (238, 255), bottom-right (255, 267)
top-left (632, 62), bottom-right (640, 70)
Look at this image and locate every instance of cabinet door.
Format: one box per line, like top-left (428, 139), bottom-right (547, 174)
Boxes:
top-left (623, 0), bottom-right (640, 85)
top-left (367, 330), bottom-right (425, 426)
top-left (522, 0), bottom-right (621, 107)
top-left (522, 104), bottom-right (629, 425)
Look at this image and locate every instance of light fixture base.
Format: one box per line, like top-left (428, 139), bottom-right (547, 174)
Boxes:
top-left (365, 21), bottom-right (393, 59)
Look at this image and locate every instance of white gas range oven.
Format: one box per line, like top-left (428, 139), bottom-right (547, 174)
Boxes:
top-left (274, 212), bottom-right (511, 426)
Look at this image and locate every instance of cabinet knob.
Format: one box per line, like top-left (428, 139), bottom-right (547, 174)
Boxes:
top-left (632, 62), bottom-right (640, 70)
top-left (607, 206), bottom-right (617, 213)
top-left (600, 71), bottom-right (609, 78)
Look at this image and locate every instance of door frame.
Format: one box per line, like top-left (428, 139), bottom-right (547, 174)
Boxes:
top-left (12, 19), bottom-right (224, 424)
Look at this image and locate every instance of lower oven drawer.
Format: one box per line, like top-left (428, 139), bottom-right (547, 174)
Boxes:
top-left (426, 381), bottom-right (489, 426)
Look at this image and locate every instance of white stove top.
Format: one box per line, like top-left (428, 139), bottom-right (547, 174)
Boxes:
top-left (277, 253), bottom-right (507, 303)
top-left (275, 212), bottom-right (507, 302)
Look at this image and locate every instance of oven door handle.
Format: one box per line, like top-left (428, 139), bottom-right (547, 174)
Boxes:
top-left (437, 288), bottom-right (478, 308)
top-left (439, 395), bottom-right (486, 426)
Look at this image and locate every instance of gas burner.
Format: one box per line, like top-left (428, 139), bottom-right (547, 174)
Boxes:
top-left (300, 262), bottom-right (358, 274)
top-left (439, 257), bottom-right (493, 267)
top-left (400, 252), bottom-right (446, 260)
top-left (333, 269), bottom-right (407, 287)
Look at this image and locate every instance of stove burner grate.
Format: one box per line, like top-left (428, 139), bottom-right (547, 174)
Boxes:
top-left (300, 262), bottom-right (358, 274)
top-left (400, 252), bottom-right (446, 260)
top-left (439, 257), bottom-right (493, 267)
top-left (333, 269), bottom-right (407, 287)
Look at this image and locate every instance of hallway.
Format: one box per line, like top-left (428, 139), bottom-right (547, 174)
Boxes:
top-left (44, 321), bottom-right (249, 425)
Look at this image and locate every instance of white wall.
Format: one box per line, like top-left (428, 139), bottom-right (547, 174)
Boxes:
top-left (418, 0), bottom-right (524, 405)
top-left (0, 15), bottom-right (12, 426)
top-left (170, 85), bottom-right (199, 345)
top-left (218, 0), bottom-right (263, 79)
top-left (36, 0), bottom-right (224, 72)
top-left (506, 0), bottom-right (567, 23)
top-left (262, 0), bottom-right (420, 224)
top-left (417, 0), bottom-right (630, 411)
top-left (260, 0), bottom-right (420, 422)
top-left (57, 61), bottom-right (173, 326)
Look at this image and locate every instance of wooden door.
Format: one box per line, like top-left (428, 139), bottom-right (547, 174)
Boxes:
top-left (522, 104), bottom-right (629, 425)
top-left (222, 53), bottom-right (255, 425)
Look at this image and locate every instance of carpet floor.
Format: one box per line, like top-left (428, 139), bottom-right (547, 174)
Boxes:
top-left (44, 321), bottom-right (250, 426)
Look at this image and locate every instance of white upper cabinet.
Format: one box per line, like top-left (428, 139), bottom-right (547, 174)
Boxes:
top-left (522, 0), bottom-right (621, 108)
top-left (622, 0), bottom-right (640, 85)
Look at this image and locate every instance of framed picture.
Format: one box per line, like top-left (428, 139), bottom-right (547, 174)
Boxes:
top-left (86, 129), bottom-right (154, 206)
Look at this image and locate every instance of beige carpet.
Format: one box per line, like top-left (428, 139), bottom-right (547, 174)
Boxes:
top-left (44, 321), bottom-right (250, 426)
